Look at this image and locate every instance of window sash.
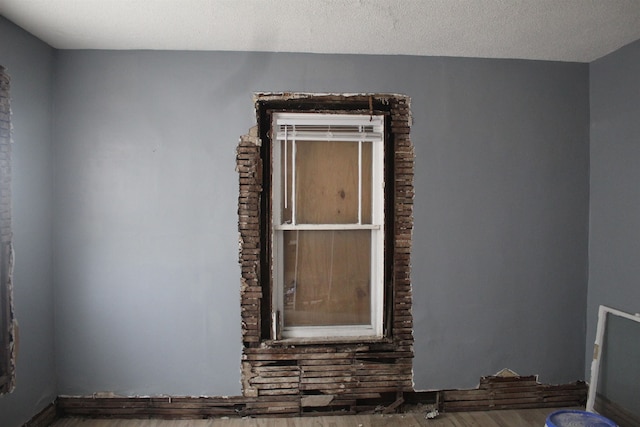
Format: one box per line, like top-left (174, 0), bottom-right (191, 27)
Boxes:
top-left (275, 224), bottom-right (380, 231)
top-left (272, 113), bottom-right (385, 339)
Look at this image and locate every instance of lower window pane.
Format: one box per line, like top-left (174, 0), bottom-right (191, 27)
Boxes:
top-left (282, 230), bottom-right (371, 327)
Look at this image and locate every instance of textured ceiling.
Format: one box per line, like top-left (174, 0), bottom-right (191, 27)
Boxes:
top-left (2, 0), bottom-right (640, 62)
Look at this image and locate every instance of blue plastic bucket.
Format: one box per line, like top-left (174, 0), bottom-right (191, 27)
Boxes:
top-left (545, 410), bottom-right (617, 427)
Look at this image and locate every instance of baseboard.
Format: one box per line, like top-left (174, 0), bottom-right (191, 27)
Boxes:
top-left (56, 393), bottom-right (417, 419)
top-left (53, 378), bottom-right (587, 419)
top-left (441, 375), bottom-right (588, 412)
top-left (58, 395), bottom-right (253, 419)
top-left (595, 393), bottom-right (640, 427)
top-left (22, 400), bottom-right (59, 427)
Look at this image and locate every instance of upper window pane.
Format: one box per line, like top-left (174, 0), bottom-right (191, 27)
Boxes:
top-left (294, 140), bottom-right (371, 224)
top-left (274, 113), bottom-right (381, 227)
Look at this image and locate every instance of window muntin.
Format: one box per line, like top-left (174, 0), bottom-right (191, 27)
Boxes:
top-left (272, 113), bottom-right (385, 339)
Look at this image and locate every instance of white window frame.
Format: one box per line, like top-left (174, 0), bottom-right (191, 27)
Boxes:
top-left (271, 113), bottom-right (385, 339)
top-left (587, 305), bottom-right (640, 413)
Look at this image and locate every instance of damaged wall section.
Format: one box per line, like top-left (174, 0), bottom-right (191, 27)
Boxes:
top-left (237, 93), bottom-right (415, 413)
top-left (0, 65), bottom-right (17, 395)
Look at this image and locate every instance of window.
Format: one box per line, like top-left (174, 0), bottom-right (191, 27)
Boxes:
top-left (271, 113), bottom-right (385, 338)
top-left (0, 65), bottom-right (16, 395)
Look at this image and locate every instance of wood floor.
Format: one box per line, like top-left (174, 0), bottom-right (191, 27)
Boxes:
top-left (52, 407), bottom-right (577, 426)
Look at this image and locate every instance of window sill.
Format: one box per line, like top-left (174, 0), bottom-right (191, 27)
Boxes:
top-left (263, 335), bottom-right (392, 347)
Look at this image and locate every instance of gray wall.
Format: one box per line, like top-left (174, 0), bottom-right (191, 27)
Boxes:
top-left (0, 17), bottom-right (56, 426)
top-left (588, 39), bottom-right (640, 375)
top-left (0, 14), bottom-right (593, 413)
top-left (52, 50), bottom-right (589, 395)
top-left (415, 58), bottom-right (589, 388)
